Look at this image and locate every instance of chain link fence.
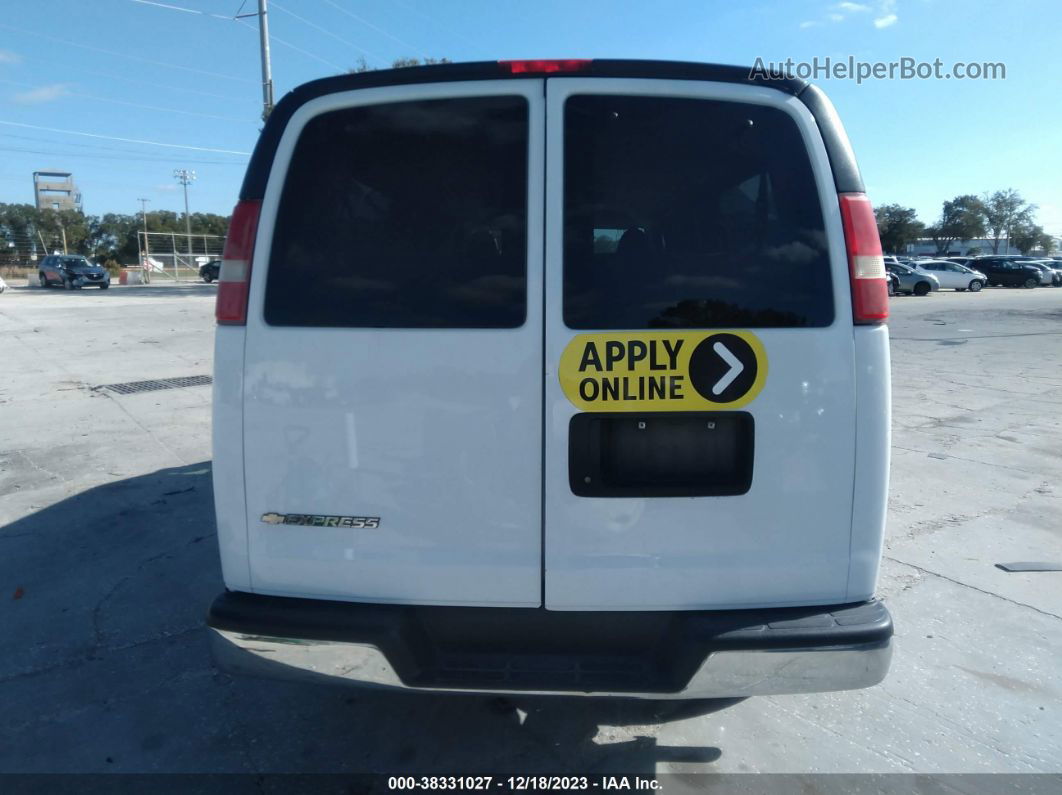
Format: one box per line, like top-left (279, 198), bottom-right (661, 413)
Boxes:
top-left (138, 231), bottom-right (224, 282)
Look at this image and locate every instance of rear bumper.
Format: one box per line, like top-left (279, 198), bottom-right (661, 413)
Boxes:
top-left (207, 592), bottom-right (892, 698)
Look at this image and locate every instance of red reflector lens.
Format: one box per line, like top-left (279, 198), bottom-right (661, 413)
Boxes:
top-left (216, 281), bottom-right (250, 326)
top-left (839, 193), bottom-right (888, 325)
top-left (499, 59), bottom-right (592, 74)
top-left (222, 199), bottom-right (261, 263)
top-left (216, 199), bottom-right (261, 326)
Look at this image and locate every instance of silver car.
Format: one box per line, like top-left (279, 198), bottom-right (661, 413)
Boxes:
top-left (1026, 260), bottom-right (1062, 286)
top-left (915, 260), bottom-right (988, 292)
top-left (885, 262), bottom-right (940, 296)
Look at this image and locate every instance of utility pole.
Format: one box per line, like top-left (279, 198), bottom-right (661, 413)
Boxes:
top-left (237, 0), bottom-right (274, 121)
top-left (138, 197), bottom-right (151, 283)
top-left (173, 169), bottom-right (196, 280)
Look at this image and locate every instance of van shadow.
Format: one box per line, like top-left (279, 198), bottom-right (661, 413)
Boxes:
top-left (0, 462), bottom-right (732, 774)
top-left (345, 690), bottom-right (731, 774)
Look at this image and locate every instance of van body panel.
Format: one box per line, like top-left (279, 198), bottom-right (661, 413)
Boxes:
top-left (847, 325), bottom-right (891, 601)
top-left (219, 61), bottom-right (887, 615)
top-left (212, 326), bottom-right (252, 591)
top-left (240, 80), bottom-right (546, 606)
top-left (542, 79), bottom-right (859, 609)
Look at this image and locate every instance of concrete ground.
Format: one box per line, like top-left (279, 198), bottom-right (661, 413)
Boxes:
top-left (0, 281), bottom-right (1060, 775)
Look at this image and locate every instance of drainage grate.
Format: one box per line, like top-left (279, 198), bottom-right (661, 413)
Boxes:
top-left (98, 375), bottom-right (213, 395)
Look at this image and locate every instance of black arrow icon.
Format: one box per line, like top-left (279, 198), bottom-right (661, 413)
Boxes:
top-left (688, 333), bottom-right (758, 403)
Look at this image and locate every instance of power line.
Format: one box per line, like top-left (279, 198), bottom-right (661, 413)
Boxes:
top-left (0, 131), bottom-right (247, 161)
top-left (77, 68), bottom-right (254, 104)
top-left (0, 23), bottom-right (255, 84)
top-left (0, 171), bottom-right (204, 194)
top-left (388, 0), bottom-right (479, 48)
top-left (318, 0), bottom-right (427, 58)
top-left (233, 17), bottom-right (345, 71)
top-left (0, 121), bottom-right (252, 155)
top-left (0, 143), bottom-right (246, 166)
top-left (124, 0), bottom-right (345, 76)
top-left (0, 80), bottom-right (250, 123)
top-left (270, 1), bottom-right (384, 62)
top-left (129, 0), bottom-right (232, 18)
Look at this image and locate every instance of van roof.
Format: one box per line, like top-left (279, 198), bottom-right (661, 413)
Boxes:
top-left (239, 59), bottom-right (864, 200)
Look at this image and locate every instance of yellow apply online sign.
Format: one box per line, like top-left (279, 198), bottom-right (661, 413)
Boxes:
top-left (559, 330), bottom-right (768, 412)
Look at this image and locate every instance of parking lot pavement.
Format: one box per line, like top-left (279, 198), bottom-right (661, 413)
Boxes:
top-left (1, 283), bottom-right (1060, 774)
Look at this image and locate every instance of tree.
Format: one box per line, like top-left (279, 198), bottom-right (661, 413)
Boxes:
top-left (35, 208), bottom-right (91, 255)
top-left (982, 189), bottom-right (1036, 253)
top-left (89, 213), bottom-right (142, 263)
top-left (925, 194), bottom-right (986, 255)
top-left (1037, 232), bottom-right (1057, 255)
top-left (0, 204), bottom-right (229, 265)
top-left (350, 56), bottom-right (451, 73)
top-left (1010, 221), bottom-right (1046, 255)
top-left (874, 204), bottom-right (924, 254)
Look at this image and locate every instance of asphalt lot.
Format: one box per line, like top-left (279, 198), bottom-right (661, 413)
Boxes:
top-left (1, 281), bottom-right (1060, 775)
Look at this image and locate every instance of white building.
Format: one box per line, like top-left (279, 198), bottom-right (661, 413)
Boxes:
top-left (905, 236), bottom-right (1059, 257)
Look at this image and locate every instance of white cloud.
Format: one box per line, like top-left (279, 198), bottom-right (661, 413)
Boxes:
top-left (875, 0), bottom-right (898, 27)
top-left (801, 0), bottom-right (897, 29)
top-left (0, 49), bottom-right (21, 64)
top-left (13, 84), bottom-right (70, 104)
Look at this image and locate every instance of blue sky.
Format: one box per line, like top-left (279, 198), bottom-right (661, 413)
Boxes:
top-left (0, 0), bottom-right (1058, 233)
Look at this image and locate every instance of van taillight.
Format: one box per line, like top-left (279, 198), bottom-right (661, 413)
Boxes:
top-left (216, 199), bottom-right (261, 326)
top-left (839, 193), bottom-right (888, 325)
top-left (499, 59), bottom-right (592, 74)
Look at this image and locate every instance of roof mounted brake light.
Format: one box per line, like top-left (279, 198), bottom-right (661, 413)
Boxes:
top-left (499, 59), bottom-right (592, 74)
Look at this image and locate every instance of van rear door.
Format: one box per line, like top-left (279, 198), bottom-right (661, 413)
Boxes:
top-left (543, 79), bottom-right (860, 610)
top-left (241, 81), bottom-right (545, 606)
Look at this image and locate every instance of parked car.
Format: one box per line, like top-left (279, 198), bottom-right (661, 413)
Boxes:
top-left (974, 257), bottom-right (1043, 288)
top-left (915, 259), bottom-right (987, 291)
top-left (887, 271), bottom-right (900, 296)
top-left (1026, 260), bottom-right (1062, 286)
top-left (38, 255), bottom-right (111, 290)
top-left (0, 275), bottom-right (7, 293)
top-left (199, 259), bottom-right (221, 283)
top-left (885, 262), bottom-right (939, 295)
top-left (206, 59), bottom-right (894, 700)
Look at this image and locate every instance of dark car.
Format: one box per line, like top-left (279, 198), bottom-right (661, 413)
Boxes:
top-left (974, 257), bottom-right (1042, 288)
top-left (200, 259), bottom-right (222, 283)
top-left (38, 255), bottom-right (110, 290)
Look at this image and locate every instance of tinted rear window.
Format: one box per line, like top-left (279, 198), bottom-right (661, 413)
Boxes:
top-left (265, 96), bottom-right (529, 328)
top-left (563, 95), bottom-right (833, 329)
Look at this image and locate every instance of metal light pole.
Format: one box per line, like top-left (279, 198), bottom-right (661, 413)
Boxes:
top-left (236, 0), bottom-right (274, 121)
top-left (138, 197), bottom-right (150, 282)
top-left (173, 169), bottom-right (196, 280)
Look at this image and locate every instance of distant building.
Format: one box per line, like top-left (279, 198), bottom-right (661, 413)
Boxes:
top-left (905, 237), bottom-right (1047, 257)
top-left (33, 171), bottom-right (82, 213)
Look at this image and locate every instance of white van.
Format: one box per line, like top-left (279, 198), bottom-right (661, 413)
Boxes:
top-left (207, 59), bottom-right (893, 699)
